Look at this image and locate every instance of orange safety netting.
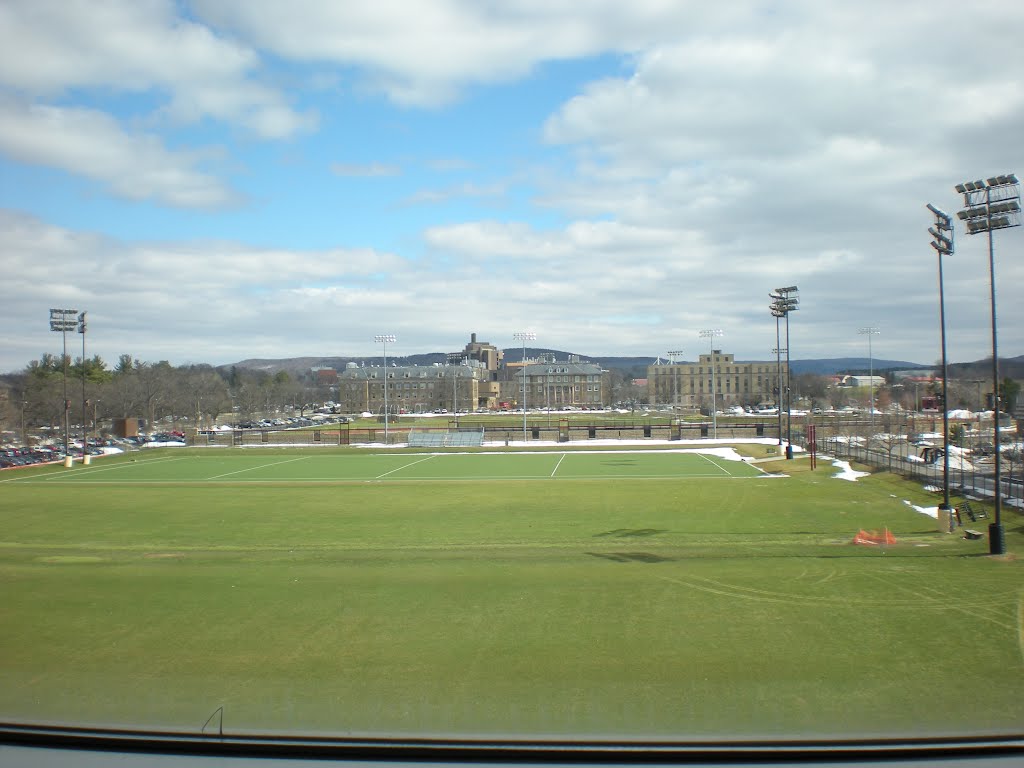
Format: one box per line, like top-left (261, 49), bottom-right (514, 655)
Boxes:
top-left (852, 528), bottom-right (896, 546)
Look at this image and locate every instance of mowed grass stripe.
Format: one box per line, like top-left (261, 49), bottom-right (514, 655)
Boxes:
top-left (7, 450), bottom-right (756, 484)
top-left (0, 454), bottom-right (192, 484)
top-left (206, 454), bottom-right (312, 479)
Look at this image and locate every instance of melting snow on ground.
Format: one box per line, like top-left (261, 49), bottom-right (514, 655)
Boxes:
top-left (903, 499), bottom-right (938, 519)
top-left (830, 459), bottom-right (869, 482)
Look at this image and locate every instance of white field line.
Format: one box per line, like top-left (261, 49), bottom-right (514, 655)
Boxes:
top-left (206, 455), bottom-right (311, 480)
top-left (550, 453), bottom-right (567, 477)
top-left (0, 455), bottom-right (191, 484)
top-left (374, 454), bottom-right (438, 479)
top-left (697, 452), bottom-right (734, 476)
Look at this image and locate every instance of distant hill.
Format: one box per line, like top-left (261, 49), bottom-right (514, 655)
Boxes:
top-left (949, 355), bottom-right (1024, 380)
top-left (788, 358), bottom-right (930, 376)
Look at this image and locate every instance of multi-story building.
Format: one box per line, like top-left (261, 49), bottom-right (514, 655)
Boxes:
top-left (647, 350), bottom-right (788, 412)
top-left (337, 333), bottom-right (504, 414)
top-left (337, 334), bottom-right (608, 413)
top-left (337, 360), bottom-right (490, 415)
top-left (502, 353), bottom-right (608, 409)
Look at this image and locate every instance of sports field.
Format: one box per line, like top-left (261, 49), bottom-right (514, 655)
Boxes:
top-left (1, 445), bottom-right (1022, 740)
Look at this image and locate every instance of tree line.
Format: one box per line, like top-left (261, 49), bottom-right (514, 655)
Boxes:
top-left (1, 354), bottom-right (335, 442)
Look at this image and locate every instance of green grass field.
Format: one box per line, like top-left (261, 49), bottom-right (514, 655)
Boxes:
top-left (1, 446), bottom-right (1022, 740)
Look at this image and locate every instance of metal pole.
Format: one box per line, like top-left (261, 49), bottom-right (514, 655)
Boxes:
top-left (929, 204), bottom-right (953, 528)
top-left (50, 308), bottom-right (78, 461)
top-left (513, 332), bottom-right (535, 443)
top-left (775, 315), bottom-right (783, 446)
top-left (62, 325), bottom-right (69, 457)
top-left (79, 312), bottom-right (87, 457)
top-left (858, 327), bottom-right (880, 451)
top-left (985, 191), bottom-right (1004, 553)
top-left (710, 343), bottom-right (716, 439)
top-left (668, 351), bottom-right (684, 414)
top-left (955, 174), bottom-right (1019, 554)
top-left (784, 311), bottom-right (793, 459)
top-left (374, 335), bottom-right (395, 444)
top-left (699, 329), bottom-right (722, 438)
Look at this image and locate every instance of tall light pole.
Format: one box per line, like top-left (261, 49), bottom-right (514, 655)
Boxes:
top-left (770, 287), bottom-right (799, 458)
top-left (858, 326), bottom-right (880, 444)
top-left (78, 312), bottom-right (88, 459)
top-left (513, 332), bottom-right (536, 443)
top-left (955, 173), bottom-right (1020, 555)
top-left (698, 329), bottom-right (723, 438)
top-left (928, 203), bottom-right (954, 530)
top-left (771, 306), bottom-right (785, 447)
top-left (49, 308), bottom-right (78, 460)
top-left (667, 350), bottom-right (684, 412)
top-left (374, 334), bottom-right (395, 444)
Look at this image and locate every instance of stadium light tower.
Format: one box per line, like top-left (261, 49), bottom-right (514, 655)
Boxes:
top-left (698, 329), bottom-right (723, 438)
top-left (513, 331), bottom-right (536, 443)
top-left (927, 203), bottom-right (955, 531)
top-left (667, 350), bottom-right (684, 411)
top-left (858, 326), bottom-right (880, 443)
top-left (770, 304), bottom-right (786, 448)
top-left (78, 312), bottom-right (89, 463)
top-left (770, 286), bottom-right (799, 458)
top-left (374, 334), bottom-right (396, 444)
top-left (49, 308), bottom-right (78, 461)
top-left (955, 173), bottom-right (1021, 555)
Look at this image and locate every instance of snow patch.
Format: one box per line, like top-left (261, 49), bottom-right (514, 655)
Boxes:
top-left (903, 499), bottom-right (938, 519)
top-left (831, 460), bottom-right (869, 482)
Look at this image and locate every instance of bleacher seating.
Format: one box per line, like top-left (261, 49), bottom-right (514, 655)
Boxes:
top-left (407, 430), bottom-right (484, 448)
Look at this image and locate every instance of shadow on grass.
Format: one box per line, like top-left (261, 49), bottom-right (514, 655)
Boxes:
top-left (586, 551), bottom-right (674, 563)
top-left (593, 528), bottom-right (668, 538)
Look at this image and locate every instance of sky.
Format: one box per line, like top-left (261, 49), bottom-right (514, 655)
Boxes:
top-left (1, 0), bottom-right (1022, 374)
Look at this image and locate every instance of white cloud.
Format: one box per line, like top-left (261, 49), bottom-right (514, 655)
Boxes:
top-left (2, 3), bottom-right (1023, 370)
top-left (190, 0), bottom-right (695, 106)
top-left (405, 181), bottom-right (506, 205)
top-left (0, 211), bottom-right (414, 368)
top-left (0, 0), bottom-right (316, 138)
top-left (331, 162), bottom-right (401, 177)
top-left (0, 100), bottom-right (237, 208)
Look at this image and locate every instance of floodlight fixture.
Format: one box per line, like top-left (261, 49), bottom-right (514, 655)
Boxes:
top-left (955, 173), bottom-right (1020, 554)
top-left (928, 227), bottom-right (953, 251)
top-left (926, 203), bottom-right (952, 227)
top-left (514, 331), bottom-right (536, 443)
top-left (374, 334), bottom-right (396, 443)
